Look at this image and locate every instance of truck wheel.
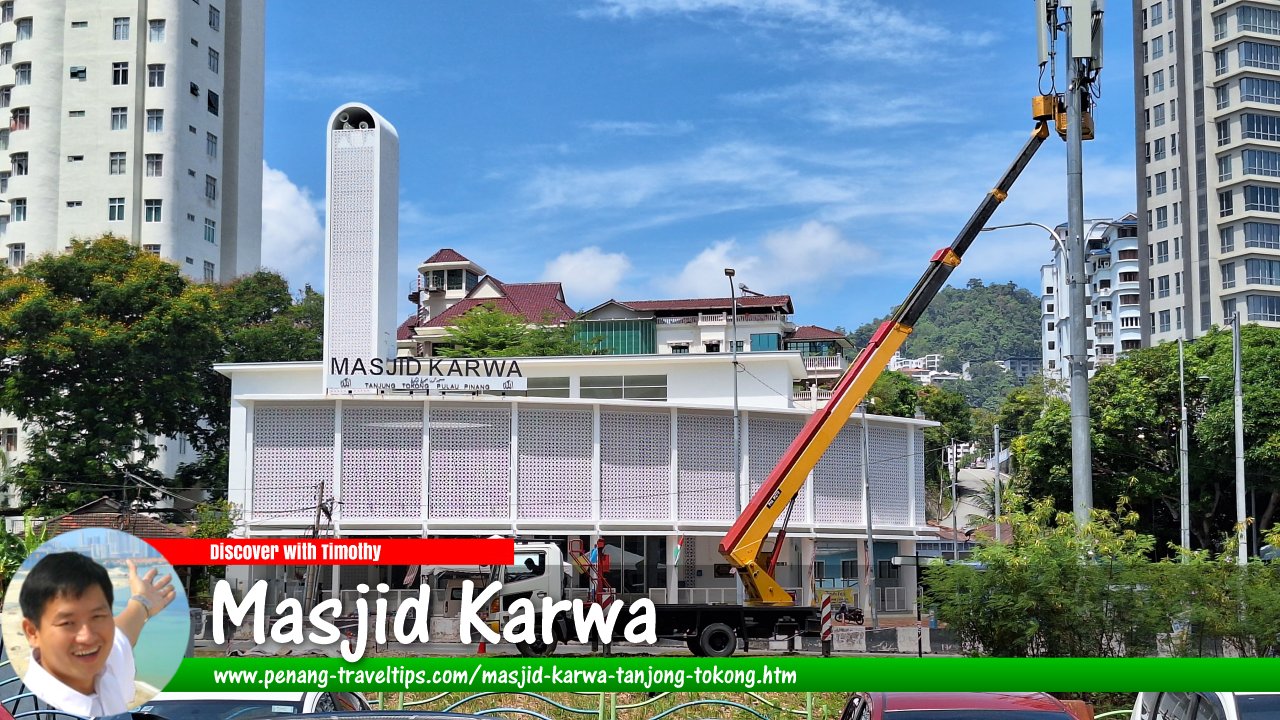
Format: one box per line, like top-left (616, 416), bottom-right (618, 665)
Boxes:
top-left (698, 623), bottom-right (737, 657)
top-left (516, 638), bottom-right (558, 657)
top-left (686, 637), bottom-right (704, 656)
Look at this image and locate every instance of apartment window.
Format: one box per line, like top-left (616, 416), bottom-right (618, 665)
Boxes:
top-left (6, 242), bottom-right (22, 267)
top-left (1176, 307), bottom-right (1183, 330)
top-left (1217, 121), bottom-right (1231, 148)
top-left (1220, 190), bottom-right (1235, 216)
top-left (15, 18), bottom-right (30, 40)
top-left (0, 427), bottom-right (15, 452)
top-left (1221, 226), bottom-right (1236, 253)
top-left (1144, 74), bottom-right (1150, 97)
top-left (1172, 167), bottom-right (1180, 190)
top-left (1173, 202), bottom-right (1180, 225)
top-left (113, 17), bottom-right (129, 40)
top-left (68, 64), bottom-right (86, 80)
top-left (208, 48), bottom-right (219, 74)
top-left (1157, 240), bottom-right (1169, 263)
top-left (1243, 148), bottom-right (1280, 177)
top-left (0, 87), bottom-right (9, 109)
top-left (1119, 294), bottom-right (1140, 306)
top-left (1245, 185), bottom-right (1280, 212)
top-left (1154, 103), bottom-right (1166, 127)
top-left (143, 244), bottom-right (160, 256)
top-left (1173, 236), bottom-right (1181, 260)
top-left (1149, 279), bottom-right (1156, 300)
top-left (1241, 41), bottom-right (1280, 70)
top-left (1216, 84), bottom-right (1230, 110)
top-left (1223, 262), bottom-right (1237, 288)
top-left (10, 107), bottom-right (28, 130)
top-left (111, 106), bottom-right (127, 130)
top-left (1244, 113), bottom-right (1280, 141)
top-left (190, 81), bottom-right (199, 97)
top-left (1214, 11), bottom-right (1228, 39)
top-left (144, 199), bottom-right (162, 222)
top-left (203, 218), bottom-right (216, 243)
top-left (108, 151), bottom-right (126, 175)
top-left (1158, 310), bottom-right (1171, 333)
top-left (65, 200), bottom-right (81, 207)
top-left (1154, 138), bottom-right (1167, 160)
top-left (13, 62), bottom-right (29, 86)
top-left (149, 19), bottom-right (165, 42)
top-left (146, 109), bottom-right (163, 132)
top-left (1245, 221), bottom-right (1280, 248)
top-left (1155, 172), bottom-right (1167, 195)
top-left (0, 2), bottom-right (11, 23)
top-left (1047, 321), bottom-right (1055, 331)
top-left (1119, 317), bottom-right (1138, 329)
top-left (147, 64), bottom-right (165, 87)
top-left (580, 375), bottom-right (667, 401)
top-left (1174, 271), bottom-right (1183, 294)
top-left (145, 153), bottom-right (162, 177)
top-left (9, 198), bottom-right (23, 221)
top-left (1225, 298), bottom-right (1239, 321)
top-left (1241, 76), bottom-right (1280, 104)
top-left (10, 151), bottom-right (26, 176)
top-left (1120, 271), bottom-right (1140, 283)
top-left (1171, 132), bottom-right (1178, 155)
top-left (1156, 206), bottom-right (1169, 229)
top-left (1170, 98), bottom-right (1177, 122)
top-left (1151, 2), bottom-right (1163, 26)
top-left (1047, 341), bottom-right (1055, 350)
top-left (206, 132), bottom-right (217, 157)
top-left (1144, 109), bottom-right (1151, 130)
top-left (1245, 258), bottom-right (1280, 285)
top-left (0, 171), bottom-right (9, 193)
top-left (1152, 36), bottom-right (1164, 59)
top-left (1215, 49), bottom-right (1229, 76)
top-left (1238, 4), bottom-right (1280, 35)
top-left (205, 175), bottom-right (217, 200)
top-left (112, 61), bottom-right (129, 85)
top-left (106, 197), bottom-right (124, 221)
top-left (1247, 295), bottom-right (1280, 321)
top-left (209, 6), bottom-right (221, 30)
top-left (207, 90), bottom-right (219, 115)
top-left (1145, 176), bottom-right (1152, 198)
top-left (1152, 69), bottom-right (1164, 93)
top-left (0, 44), bottom-right (9, 64)
top-left (190, 37), bottom-right (199, 47)
top-left (70, 20), bottom-right (86, 29)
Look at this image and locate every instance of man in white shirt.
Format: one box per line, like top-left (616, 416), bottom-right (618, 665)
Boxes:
top-left (19, 552), bottom-right (177, 717)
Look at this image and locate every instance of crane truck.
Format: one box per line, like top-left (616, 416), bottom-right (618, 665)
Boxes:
top-left (483, 97), bottom-right (1070, 657)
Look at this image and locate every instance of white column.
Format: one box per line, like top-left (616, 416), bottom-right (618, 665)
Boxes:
top-left (666, 533), bottom-right (681, 604)
top-left (798, 537), bottom-right (816, 606)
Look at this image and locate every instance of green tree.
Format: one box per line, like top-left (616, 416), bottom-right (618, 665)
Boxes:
top-left (180, 271), bottom-right (325, 491)
top-left (866, 370), bottom-right (919, 418)
top-left (439, 304), bottom-right (597, 357)
top-left (0, 236), bottom-right (223, 511)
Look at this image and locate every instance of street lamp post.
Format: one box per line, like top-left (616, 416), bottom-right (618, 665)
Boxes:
top-left (725, 268), bottom-right (744, 600)
top-left (1231, 311), bottom-right (1247, 564)
top-left (1178, 337), bottom-right (1191, 556)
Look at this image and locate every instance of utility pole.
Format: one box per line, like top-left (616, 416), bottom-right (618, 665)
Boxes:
top-left (861, 402), bottom-right (877, 628)
top-left (1178, 337), bottom-right (1191, 556)
top-left (950, 440), bottom-right (960, 559)
top-left (303, 481), bottom-right (325, 612)
top-left (993, 425), bottom-right (1002, 543)
top-left (1232, 312), bottom-right (1247, 564)
top-left (1063, 0), bottom-right (1097, 529)
top-left (725, 268), bottom-right (744, 603)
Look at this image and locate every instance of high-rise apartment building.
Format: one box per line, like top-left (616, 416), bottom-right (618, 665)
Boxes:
top-left (1135, 0), bottom-right (1280, 343)
top-left (0, 0), bottom-right (264, 280)
top-left (1041, 215), bottom-right (1143, 382)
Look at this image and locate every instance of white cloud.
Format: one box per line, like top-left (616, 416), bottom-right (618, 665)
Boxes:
top-left (260, 162), bottom-right (324, 290)
top-left (662, 221), bottom-right (874, 297)
top-left (727, 82), bottom-right (963, 131)
top-left (267, 69), bottom-right (424, 101)
top-left (582, 0), bottom-right (996, 63)
top-left (581, 120), bottom-right (695, 136)
top-left (542, 247), bottom-right (633, 302)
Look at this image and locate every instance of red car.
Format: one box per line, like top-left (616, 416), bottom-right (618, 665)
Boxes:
top-left (840, 693), bottom-right (1086, 720)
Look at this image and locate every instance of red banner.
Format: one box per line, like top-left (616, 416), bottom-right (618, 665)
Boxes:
top-left (145, 538), bottom-right (514, 566)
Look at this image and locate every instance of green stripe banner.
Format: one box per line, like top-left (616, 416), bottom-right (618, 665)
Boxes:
top-left (167, 657), bottom-right (1280, 692)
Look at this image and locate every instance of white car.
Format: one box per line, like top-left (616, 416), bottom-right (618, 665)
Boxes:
top-left (137, 691), bottom-right (371, 719)
top-left (1133, 693), bottom-right (1280, 720)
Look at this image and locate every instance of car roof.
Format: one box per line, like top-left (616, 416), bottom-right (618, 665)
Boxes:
top-left (879, 693), bottom-right (1070, 713)
top-left (149, 692), bottom-right (309, 702)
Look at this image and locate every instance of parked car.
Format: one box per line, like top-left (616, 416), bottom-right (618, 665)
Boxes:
top-left (1132, 693), bottom-right (1280, 720)
top-left (135, 692), bottom-right (371, 720)
top-left (840, 693), bottom-right (1084, 720)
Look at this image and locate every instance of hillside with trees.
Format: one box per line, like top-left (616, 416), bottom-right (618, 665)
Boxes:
top-left (849, 279), bottom-right (1042, 372)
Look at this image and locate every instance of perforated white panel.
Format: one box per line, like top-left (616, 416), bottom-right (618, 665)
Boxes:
top-left (914, 428), bottom-right (927, 526)
top-left (252, 406), bottom-right (335, 518)
top-left (676, 414), bottom-right (735, 522)
top-left (517, 409), bottom-right (592, 520)
top-left (747, 416), bottom-right (809, 523)
top-left (601, 411), bottom-right (670, 520)
top-left (869, 425), bottom-right (909, 526)
top-left (428, 407), bottom-right (511, 519)
top-left (341, 405), bottom-right (423, 519)
top-left (813, 426), bottom-right (862, 524)
top-left (328, 138), bottom-right (376, 359)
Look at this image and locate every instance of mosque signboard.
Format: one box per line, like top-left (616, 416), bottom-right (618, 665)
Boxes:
top-left (325, 356), bottom-right (528, 394)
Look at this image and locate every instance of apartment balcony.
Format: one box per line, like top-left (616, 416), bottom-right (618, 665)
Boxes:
top-left (792, 387), bottom-right (833, 411)
top-left (802, 355), bottom-right (847, 371)
top-left (697, 312), bottom-right (789, 325)
top-left (1095, 353), bottom-right (1117, 366)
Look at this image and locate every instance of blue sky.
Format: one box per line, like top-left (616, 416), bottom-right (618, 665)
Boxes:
top-left (260, 0), bottom-right (1137, 331)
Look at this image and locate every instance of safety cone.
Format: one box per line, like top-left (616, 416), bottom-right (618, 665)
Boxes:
top-left (477, 640), bottom-right (486, 654)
